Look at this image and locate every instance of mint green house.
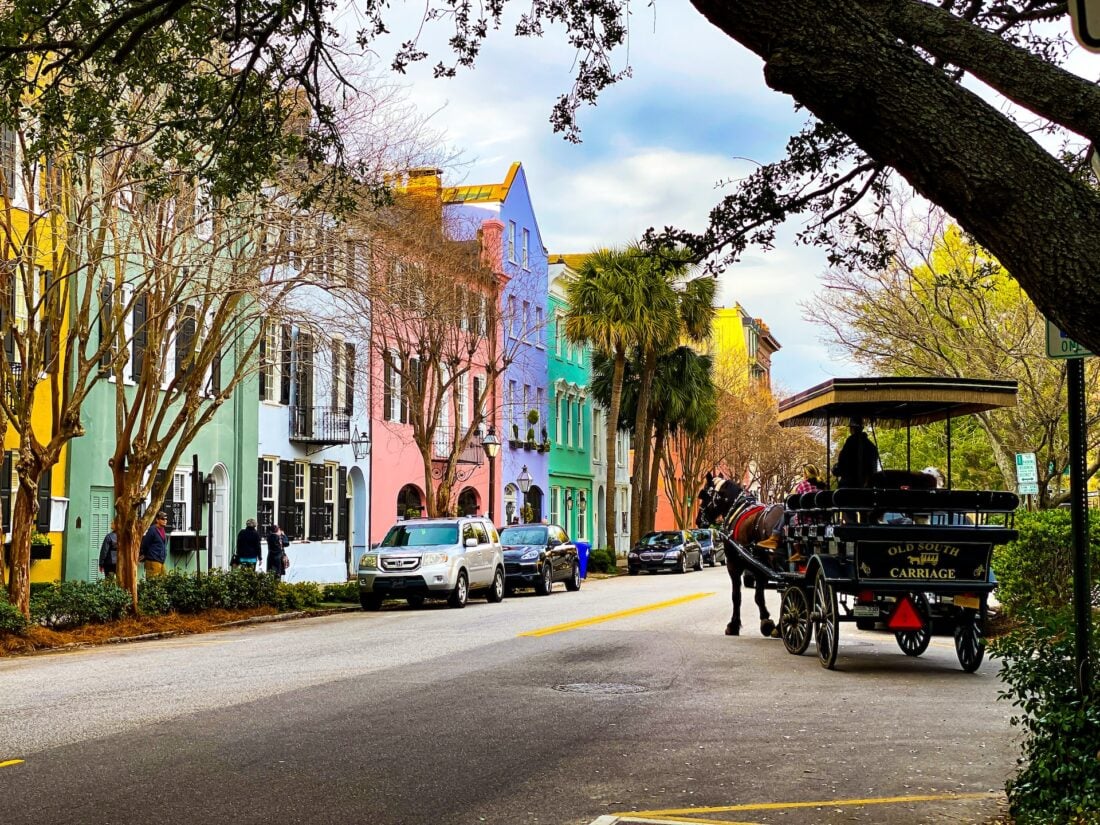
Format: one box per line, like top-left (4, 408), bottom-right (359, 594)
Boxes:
top-left (546, 256), bottom-right (594, 544)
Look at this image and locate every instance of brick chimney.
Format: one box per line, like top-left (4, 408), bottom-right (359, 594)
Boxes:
top-left (479, 218), bottom-right (504, 274)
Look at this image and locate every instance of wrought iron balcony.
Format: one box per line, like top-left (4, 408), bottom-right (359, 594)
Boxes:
top-left (430, 426), bottom-right (485, 465)
top-left (289, 405), bottom-right (352, 444)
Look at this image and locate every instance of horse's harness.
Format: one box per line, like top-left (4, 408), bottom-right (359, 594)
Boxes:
top-left (703, 479), bottom-right (758, 545)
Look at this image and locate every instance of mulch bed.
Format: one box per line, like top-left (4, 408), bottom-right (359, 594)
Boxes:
top-left (0, 607), bottom-right (278, 657)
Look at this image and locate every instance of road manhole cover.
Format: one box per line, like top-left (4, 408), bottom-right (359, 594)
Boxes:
top-left (552, 682), bottom-right (648, 695)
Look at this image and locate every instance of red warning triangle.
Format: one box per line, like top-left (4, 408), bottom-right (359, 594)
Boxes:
top-left (887, 596), bottom-right (925, 631)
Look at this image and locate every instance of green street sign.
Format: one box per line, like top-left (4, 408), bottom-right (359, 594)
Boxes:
top-left (1046, 320), bottom-right (1093, 359)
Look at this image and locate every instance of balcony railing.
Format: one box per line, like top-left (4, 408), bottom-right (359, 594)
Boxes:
top-left (430, 426), bottom-right (485, 465)
top-left (289, 405), bottom-right (352, 444)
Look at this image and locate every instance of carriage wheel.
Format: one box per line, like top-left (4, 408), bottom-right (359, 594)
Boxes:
top-left (894, 593), bottom-right (931, 657)
top-left (955, 609), bottom-right (985, 673)
top-left (813, 574), bottom-right (839, 670)
top-left (779, 586), bottom-right (812, 656)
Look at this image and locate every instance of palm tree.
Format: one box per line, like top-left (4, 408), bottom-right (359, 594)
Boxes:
top-left (563, 246), bottom-right (659, 553)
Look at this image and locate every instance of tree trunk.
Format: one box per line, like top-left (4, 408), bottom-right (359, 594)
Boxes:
top-left (690, 0), bottom-right (1100, 355)
top-left (7, 478), bottom-right (38, 618)
top-left (645, 420), bottom-right (666, 533)
top-left (113, 488), bottom-right (147, 612)
top-left (629, 347), bottom-right (657, 544)
top-left (605, 350), bottom-right (626, 552)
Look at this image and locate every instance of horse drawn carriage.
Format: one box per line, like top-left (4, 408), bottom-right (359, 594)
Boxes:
top-left (697, 376), bottom-right (1020, 671)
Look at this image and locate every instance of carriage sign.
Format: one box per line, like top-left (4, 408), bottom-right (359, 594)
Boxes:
top-left (1046, 320), bottom-right (1093, 359)
top-left (1069, 0), bottom-right (1100, 51)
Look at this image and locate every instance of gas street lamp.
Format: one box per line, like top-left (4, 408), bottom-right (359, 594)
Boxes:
top-left (481, 426), bottom-right (500, 523)
top-left (517, 464), bottom-right (532, 522)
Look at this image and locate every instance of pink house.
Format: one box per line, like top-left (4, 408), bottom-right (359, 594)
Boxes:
top-left (368, 174), bottom-right (507, 542)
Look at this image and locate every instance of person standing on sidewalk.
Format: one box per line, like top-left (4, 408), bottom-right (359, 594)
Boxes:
top-left (235, 518), bottom-right (263, 570)
top-left (266, 523), bottom-right (290, 579)
top-left (98, 520), bottom-right (119, 579)
top-left (139, 511), bottom-right (169, 577)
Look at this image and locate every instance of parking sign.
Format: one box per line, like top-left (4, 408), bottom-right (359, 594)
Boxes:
top-left (1016, 453), bottom-right (1038, 484)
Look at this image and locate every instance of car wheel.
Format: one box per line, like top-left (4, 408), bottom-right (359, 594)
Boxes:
top-left (486, 567), bottom-right (505, 603)
top-left (535, 563), bottom-right (553, 595)
top-left (565, 561), bottom-right (581, 591)
top-left (405, 594), bottom-right (425, 609)
top-left (448, 571), bottom-right (469, 608)
top-left (628, 566), bottom-right (639, 576)
top-left (708, 554), bottom-right (716, 567)
top-left (693, 551), bottom-right (704, 572)
top-left (360, 592), bottom-right (384, 612)
top-left (677, 554), bottom-right (688, 574)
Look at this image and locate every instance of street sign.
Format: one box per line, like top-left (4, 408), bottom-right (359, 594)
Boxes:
top-left (1069, 0), bottom-right (1100, 51)
top-left (1047, 319), bottom-right (1091, 358)
top-left (1018, 482), bottom-right (1040, 496)
top-left (1015, 452), bottom-right (1038, 484)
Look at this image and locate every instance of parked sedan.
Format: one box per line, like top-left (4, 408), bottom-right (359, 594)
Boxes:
top-left (628, 530), bottom-right (703, 575)
top-left (499, 523), bottom-right (581, 595)
top-left (692, 528), bottom-right (725, 567)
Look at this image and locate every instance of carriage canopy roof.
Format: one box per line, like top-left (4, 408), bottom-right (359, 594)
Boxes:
top-left (776, 377), bottom-right (1018, 428)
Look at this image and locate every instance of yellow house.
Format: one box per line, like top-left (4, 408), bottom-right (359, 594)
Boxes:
top-left (1, 126), bottom-right (68, 584)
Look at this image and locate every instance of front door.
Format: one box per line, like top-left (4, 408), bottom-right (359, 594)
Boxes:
top-left (211, 466), bottom-right (230, 569)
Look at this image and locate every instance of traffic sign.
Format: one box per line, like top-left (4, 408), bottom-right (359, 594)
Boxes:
top-left (1015, 452), bottom-right (1038, 484)
top-left (1018, 482), bottom-right (1040, 496)
top-left (1047, 320), bottom-right (1093, 359)
top-left (1069, 0), bottom-right (1100, 51)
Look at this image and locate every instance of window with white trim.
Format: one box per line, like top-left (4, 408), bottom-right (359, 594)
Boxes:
top-left (566, 396), bottom-right (573, 447)
top-left (457, 373), bottom-right (469, 430)
top-left (554, 312), bottom-right (562, 357)
top-left (574, 398), bottom-right (583, 447)
top-left (508, 380), bottom-right (517, 437)
top-left (507, 221), bottom-right (516, 262)
top-left (535, 307), bottom-right (544, 348)
top-left (521, 301), bottom-right (530, 340)
top-left (260, 321), bottom-right (278, 401)
top-left (324, 463), bottom-right (336, 539)
top-left (550, 486), bottom-right (560, 525)
top-left (172, 468), bottom-right (192, 533)
top-left (555, 393), bottom-right (563, 445)
top-left (521, 228), bottom-right (529, 268)
top-left (508, 295), bottom-right (518, 338)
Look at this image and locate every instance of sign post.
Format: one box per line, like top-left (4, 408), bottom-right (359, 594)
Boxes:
top-left (1014, 452), bottom-right (1038, 499)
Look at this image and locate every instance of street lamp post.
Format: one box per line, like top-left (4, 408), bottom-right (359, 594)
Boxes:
top-left (518, 464), bottom-right (532, 523)
top-left (481, 426), bottom-right (500, 524)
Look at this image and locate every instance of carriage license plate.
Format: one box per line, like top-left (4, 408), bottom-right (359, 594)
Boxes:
top-left (853, 605), bottom-right (879, 617)
top-left (955, 595), bottom-right (980, 610)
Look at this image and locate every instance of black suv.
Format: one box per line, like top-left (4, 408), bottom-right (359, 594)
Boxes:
top-left (499, 523), bottom-right (581, 595)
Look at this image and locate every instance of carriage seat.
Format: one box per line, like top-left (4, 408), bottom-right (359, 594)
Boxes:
top-left (867, 469), bottom-right (938, 490)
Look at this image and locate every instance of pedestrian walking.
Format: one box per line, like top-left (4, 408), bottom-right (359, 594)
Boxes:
top-left (266, 523), bottom-right (290, 579)
top-left (139, 511), bottom-right (169, 577)
top-left (234, 518), bottom-right (262, 570)
top-left (99, 520), bottom-right (119, 579)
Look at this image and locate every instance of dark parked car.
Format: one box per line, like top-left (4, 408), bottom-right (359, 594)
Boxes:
top-left (499, 523), bottom-right (581, 595)
top-left (627, 530), bottom-right (703, 575)
top-left (692, 528), bottom-right (725, 567)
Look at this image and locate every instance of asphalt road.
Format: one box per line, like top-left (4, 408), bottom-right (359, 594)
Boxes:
top-left (0, 567), bottom-right (1016, 824)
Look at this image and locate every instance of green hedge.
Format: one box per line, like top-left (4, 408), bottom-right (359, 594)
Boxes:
top-left (0, 599), bottom-right (27, 634)
top-left (586, 546), bottom-right (619, 574)
top-left (992, 509), bottom-right (1100, 615)
top-left (275, 581), bottom-right (323, 612)
top-left (321, 581), bottom-right (359, 603)
top-left (30, 580), bottom-right (132, 629)
top-left (990, 608), bottom-right (1100, 822)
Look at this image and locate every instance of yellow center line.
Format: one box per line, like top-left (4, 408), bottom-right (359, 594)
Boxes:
top-left (0, 759), bottom-right (24, 769)
top-left (519, 592), bottom-right (715, 637)
top-left (618, 816), bottom-right (761, 825)
top-left (624, 791), bottom-right (1000, 817)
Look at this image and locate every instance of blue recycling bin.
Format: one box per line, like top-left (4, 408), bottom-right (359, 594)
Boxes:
top-left (575, 541), bottom-right (591, 578)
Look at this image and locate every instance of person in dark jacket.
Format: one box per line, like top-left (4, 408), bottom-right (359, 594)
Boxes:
top-left (99, 521), bottom-right (119, 579)
top-left (235, 518), bottom-right (263, 570)
top-left (139, 511), bottom-right (169, 577)
top-left (833, 419), bottom-right (879, 489)
top-left (266, 524), bottom-right (290, 578)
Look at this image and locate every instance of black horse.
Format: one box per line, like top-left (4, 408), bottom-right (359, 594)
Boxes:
top-left (696, 475), bottom-right (776, 638)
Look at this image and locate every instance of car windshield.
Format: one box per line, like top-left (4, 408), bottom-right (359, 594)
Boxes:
top-left (692, 530), bottom-right (711, 544)
top-left (380, 523), bottom-right (458, 548)
top-left (499, 526), bottom-right (547, 545)
top-left (641, 531), bottom-right (682, 546)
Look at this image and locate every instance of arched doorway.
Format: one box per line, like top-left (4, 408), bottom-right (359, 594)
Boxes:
top-left (397, 484), bottom-right (424, 520)
top-left (457, 487), bottom-right (480, 516)
top-left (526, 485), bottom-right (544, 523)
top-left (504, 484), bottom-right (517, 524)
top-left (349, 466), bottom-right (367, 570)
top-left (210, 463), bottom-right (230, 569)
top-left (596, 485), bottom-right (606, 548)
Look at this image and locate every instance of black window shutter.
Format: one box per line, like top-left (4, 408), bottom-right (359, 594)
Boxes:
top-left (279, 324), bottom-right (292, 405)
top-left (0, 451), bottom-right (11, 532)
top-left (344, 343), bottom-right (355, 415)
top-left (278, 460), bottom-right (295, 537)
top-left (131, 293), bottom-right (147, 381)
top-left (35, 467), bottom-right (51, 532)
top-left (382, 353), bottom-right (392, 422)
top-left (99, 284), bottom-right (113, 369)
top-left (258, 321), bottom-right (267, 399)
top-left (190, 471), bottom-right (203, 532)
top-left (337, 466), bottom-right (348, 540)
top-left (309, 463), bottom-right (325, 540)
top-left (209, 348), bottom-right (221, 394)
top-left (176, 306), bottom-right (196, 381)
top-left (257, 457), bottom-right (265, 505)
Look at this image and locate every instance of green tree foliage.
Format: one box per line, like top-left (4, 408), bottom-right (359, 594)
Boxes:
top-left (809, 210), bottom-right (1100, 506)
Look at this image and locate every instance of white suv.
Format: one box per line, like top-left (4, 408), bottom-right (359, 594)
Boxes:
top-left (358, 517), bottom-right (505, 610)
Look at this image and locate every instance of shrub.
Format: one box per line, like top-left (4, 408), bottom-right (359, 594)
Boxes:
top-left (0, 599), bottom-right (27, 634)
top-left (990, 608), bottom-right (1100, 822)
top-left (138, 576), bottom-right (172, 615)
top-left (162, 570), bottom-right (210, 614)
top-left (30, 580), bottom-right (131, 628)
top-left (275, 581), bottom-right (323, 612)
top-left (223, 567), bottom-right (278, 609)
top-left (992, 509), bottom-right (1100, 615)
top-left (322, 581), bottom-right (359, 603)
top-left (586, 546), bottom-right (618, 574)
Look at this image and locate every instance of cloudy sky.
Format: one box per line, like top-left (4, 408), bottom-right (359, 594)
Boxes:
top-left (353, 2), bottom-right (870, 394)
